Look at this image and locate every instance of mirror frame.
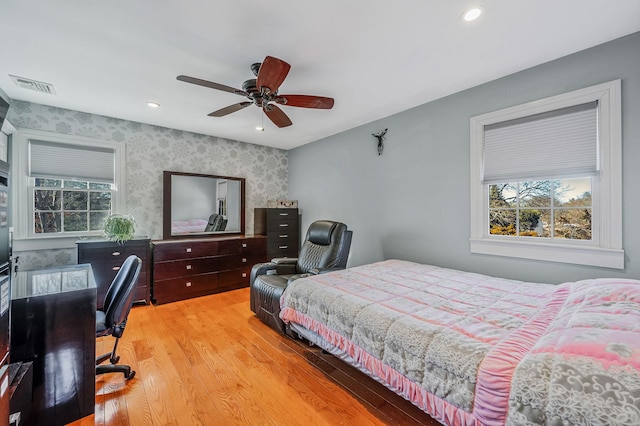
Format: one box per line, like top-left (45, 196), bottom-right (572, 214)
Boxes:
top-left (162, 170), bottom-right (246, 239)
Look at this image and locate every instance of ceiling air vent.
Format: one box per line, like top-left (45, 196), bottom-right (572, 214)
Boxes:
top-left (9, 75), bottom-right (56, 95)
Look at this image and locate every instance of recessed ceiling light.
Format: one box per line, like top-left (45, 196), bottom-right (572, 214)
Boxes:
top-left (146, 102), bottom-right (160, 108)
top-left (462, 6), bottom-right (482, 22)
top-left (255, 126), bottom-right (264, 132)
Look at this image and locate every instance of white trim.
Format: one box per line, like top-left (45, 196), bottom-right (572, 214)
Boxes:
top-left (11, 128), bottom-right (127, 250)
top-left (469, 80), bottom-right (623, 268)
top-left (469, 239), bottom-right (624, 269)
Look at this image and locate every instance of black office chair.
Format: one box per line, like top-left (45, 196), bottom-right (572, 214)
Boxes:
top-left (96, 255), bottom-right (142, 380)
top-left (250, 220), bottom-right (353, 334)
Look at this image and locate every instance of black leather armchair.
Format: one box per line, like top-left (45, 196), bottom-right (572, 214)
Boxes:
top-left (96, 254), bottom-right (142, 380)
top-left (204, 213), bottom-right (224, 232)
top-left (250, 220), bottom-right (352, 334)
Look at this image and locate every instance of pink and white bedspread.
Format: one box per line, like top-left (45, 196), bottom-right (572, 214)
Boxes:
top-left (279, 260), bottom-right (640, 425)
top-left (171, 219), bottom-right (208, 234)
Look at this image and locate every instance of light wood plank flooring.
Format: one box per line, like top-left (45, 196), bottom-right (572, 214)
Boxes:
top-left (70, 288), bottom-right (440, 425)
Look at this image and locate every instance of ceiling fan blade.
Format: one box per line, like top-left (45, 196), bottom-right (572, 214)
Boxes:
top-left (256, 56), bottom-right (291, 94)
top-left (208, 102), bottom-right (252, 117)
top-left (275, 95), bottom-right (334, 109)
top-left (177, 75), bottom-right (247, 96)
top-left (263, 104), bottom-right (292, 128)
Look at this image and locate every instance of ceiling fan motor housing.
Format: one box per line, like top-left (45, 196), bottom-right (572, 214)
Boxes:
top-left (242, 79), bottom-right (267, 106)
top-left (250, 62), bottom-right (262, 77)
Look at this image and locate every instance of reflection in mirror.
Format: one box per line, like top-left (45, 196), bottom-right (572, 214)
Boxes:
top-left (163, 171), bottom-right (245, 239)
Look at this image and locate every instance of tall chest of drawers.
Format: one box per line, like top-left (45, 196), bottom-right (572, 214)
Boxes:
top-left (152, 236), bottom-right (266, 304)
top-left (76, 238), bottom-right (151, 309)
top-left (254, 208), bottom-right (299, 259)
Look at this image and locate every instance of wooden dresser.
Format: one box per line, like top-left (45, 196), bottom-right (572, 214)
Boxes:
top-left (77, 238), bottom-right (151, 309)
top-left (151, 235), bottom-right (266, 304)
top-left (254, 208), bottom-right (299, 259)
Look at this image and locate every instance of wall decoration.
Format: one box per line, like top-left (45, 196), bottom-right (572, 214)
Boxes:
top-left (372, 128), bottom-right (388, 155)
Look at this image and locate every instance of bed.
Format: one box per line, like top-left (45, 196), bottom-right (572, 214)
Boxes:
top-left (170, 218), bottom-right (208, 234)
top-left (279, 259), bottom-right (640, 425)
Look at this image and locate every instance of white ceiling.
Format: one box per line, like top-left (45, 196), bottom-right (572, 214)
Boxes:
top-left (1, 1), bottom-right (639, 150)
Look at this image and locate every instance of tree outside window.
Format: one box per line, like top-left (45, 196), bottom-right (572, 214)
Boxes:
top-left (489, 178), bottom-right (591, 240)
top-left (34, 178), bottom-right (112, 234)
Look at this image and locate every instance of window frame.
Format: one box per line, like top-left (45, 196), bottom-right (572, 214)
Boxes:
top-left (469, 80), bottom-right (623, 269)
top-left (11, 129), bottom-right (126, 251)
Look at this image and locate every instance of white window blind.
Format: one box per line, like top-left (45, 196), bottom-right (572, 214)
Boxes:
top-left (482, 101), bottom-right (598, 183)
top-left (29, 140), bottom-right (115, 182)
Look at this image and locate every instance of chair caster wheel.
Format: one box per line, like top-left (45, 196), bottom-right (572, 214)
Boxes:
top-left (110, 355), bottom-right (120, 364)
top-left (125, 370), bottom-right (136, 380)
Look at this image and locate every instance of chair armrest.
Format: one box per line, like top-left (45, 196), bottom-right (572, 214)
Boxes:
top-left (309, 267), bottom-right (343, 275)
top-left (250, 262), bottom-right (277, 286)
top-left (271, 257), bottom-right (298, 265)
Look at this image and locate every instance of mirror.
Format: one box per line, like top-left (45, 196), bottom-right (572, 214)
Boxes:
top-left (163, 171), bottom-right (245, 239)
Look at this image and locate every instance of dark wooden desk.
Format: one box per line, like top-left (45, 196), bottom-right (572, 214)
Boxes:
top-left (10, 264), bottom-right (96, 426)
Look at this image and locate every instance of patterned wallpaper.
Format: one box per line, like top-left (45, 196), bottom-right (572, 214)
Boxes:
top-left (8, 101), bottom-right (288, 269)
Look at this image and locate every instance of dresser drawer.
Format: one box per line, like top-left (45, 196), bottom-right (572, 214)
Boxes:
top-left (153, 272), bottom-right (219, 304)
top-left (266, 208), bottom-right (298, 222)
top-left (265, 230), bottom-right (297, 245)
top-left (78, 244), bottom-right (146, 262)
top-left (240, 237), bottom-right (267, 254)
top-left (153, 240), bottom-right (219, 261)
top-left (134, 283), bottom-right (149, 303)
top-left (218, 267), bottom-right (251, 288)
top-left (218, 253), bottom-right (265, 271)
top-left (266, 216), bottom-right (298, 230)
top-left (153, 257), bottom-right (219, 280)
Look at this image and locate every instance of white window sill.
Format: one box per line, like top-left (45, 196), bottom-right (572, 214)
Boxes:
top-left (13, 233), bottom-right (104, 252)
top-left (470, 238), bottom-right (624, 269)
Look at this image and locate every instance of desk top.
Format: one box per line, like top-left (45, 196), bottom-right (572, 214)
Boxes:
top-left (12, 263), bottom-right (96, 300)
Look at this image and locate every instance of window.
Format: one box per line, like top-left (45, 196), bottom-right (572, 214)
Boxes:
top-left (489, 178), bottom-right (592, 240)
top-left (12, 129), bottom-right (126, 250)
top-left (470, 80), bottom-right (623, 269)
top-left (32, 178), bottom-right (113, 234)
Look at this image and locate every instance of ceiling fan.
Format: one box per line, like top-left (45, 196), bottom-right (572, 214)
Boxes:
top-left (177, 56), bottom-right (334, 128)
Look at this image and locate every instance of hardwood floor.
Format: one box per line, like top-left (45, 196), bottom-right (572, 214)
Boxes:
top-left (69, 288), bottom-right (441, 425)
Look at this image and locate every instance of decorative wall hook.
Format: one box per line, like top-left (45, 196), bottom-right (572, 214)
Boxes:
top-left (372, 128), bottom-right (388, 155)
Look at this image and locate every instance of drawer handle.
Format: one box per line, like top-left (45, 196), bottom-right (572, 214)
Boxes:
top-left (242, 273), bottom-right (247, 278)
top-left (186, 248), bottom-right (192, 253)
top-left (279, 234), bottom-right (288, 238)
top-left (186, 265), bottom-right (192, 270)
top-left (112, 251), bottom-right (121, 256)
top-left (279, 246), bottom-right (288, 249)
top-left (279, 224), bottom-right (289, 227)
top-left (186, 282), bottom-right (192, 287)
top-left (112, 266), bottom-right (121, 271)
top-left (242, 258), bottom-right (247, 263)
top-left (279, 213), bottom-right (289, 216)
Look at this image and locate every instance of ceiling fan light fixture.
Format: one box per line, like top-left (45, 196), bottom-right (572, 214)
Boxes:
top-left (462, 6), bottom-right (482, 22)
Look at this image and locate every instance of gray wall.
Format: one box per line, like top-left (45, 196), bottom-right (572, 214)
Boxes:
top-left (288, 32), bottom-right (640, 284)
top-left (171, 175), bottom-right (217, 221)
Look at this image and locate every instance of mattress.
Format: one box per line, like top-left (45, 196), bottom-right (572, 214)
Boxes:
top-left (279, 259), bottom-right (640, 425)
top-left (171, 218), bottom-right (208, 234)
